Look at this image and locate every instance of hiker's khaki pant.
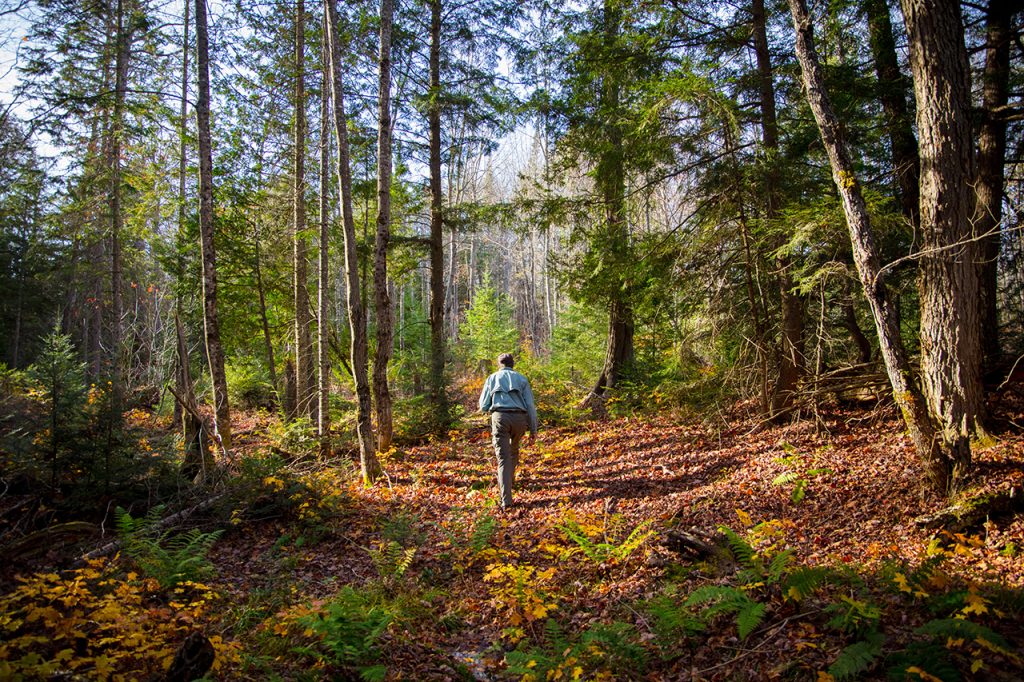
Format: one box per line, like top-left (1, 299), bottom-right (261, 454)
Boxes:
top-left (491, 410), bottom-right (529, 507)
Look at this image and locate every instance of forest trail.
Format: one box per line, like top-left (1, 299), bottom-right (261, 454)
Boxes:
top-left (207, 406), bottom-right (1024, 679)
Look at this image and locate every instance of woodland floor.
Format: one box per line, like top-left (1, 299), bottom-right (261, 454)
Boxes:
top-left (206, 396), bottom-right (1024, 680)
top-left (3, 396), bottom-right (1024, 680)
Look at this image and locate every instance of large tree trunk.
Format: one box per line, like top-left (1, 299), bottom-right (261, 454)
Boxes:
top-left (317, 16), bottom-right (331, 456)
top-left (863, 0), bottom-right (920, 228)
top-left (293, 0), bottom-right (316, 423)
top-left (195, 0), bottom-right (231, 452)
top-left (752, 0), bottom-right (803, 418)
top-left (373, 0), bottom-right (395, 453)
top-left (427, 0), bottom-right (449, 430)
top-left (788, 0), bottom-right (953, 493)
top-left (975, 0), bottom-right (1012, 376)
top-left (326, 0), bottom-right (381, 483)
top-left (900, 0), bottom-right (983, 472)
top-left (590, 0), bottom-right (633, 400)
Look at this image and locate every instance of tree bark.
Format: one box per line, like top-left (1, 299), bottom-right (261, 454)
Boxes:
top-left (863, 0), bottom-right (920, 228)
top-left (590, 0), bottom-right (634, 400)
top-left (373, 0), bottom-right (395, 453)
top-left (752, 0), bottom-right (803, 418)
top-left (900, 0), bottom-right (983, 471)
top-left (175, 313), bottom-right (211, 483)
top-left (975, 0), bottom-right (1012, 376)
top-left (427, 0), bottom-right (449, 429)
top-left (326, 0), bottom-right (381, 483)
top-left (173, 0), bottom-right (189, 428)
top-left (788, 0), bottom-right (951, 492)
top-left (195, 0), bottom-right (231, 451)
top-left (108, 0), bottom-right (130, 424)
top-left (317, 10), bottom-right (331, 456)
top-left (293, 0), bottom-right (316, 423)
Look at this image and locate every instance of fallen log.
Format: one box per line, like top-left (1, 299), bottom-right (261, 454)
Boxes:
top-left (2, 521), bottom-right (98, 562)
top-left (75, 494), bottom-right (224, 566)
top-left (913, 485), bottom-right (1024, 533)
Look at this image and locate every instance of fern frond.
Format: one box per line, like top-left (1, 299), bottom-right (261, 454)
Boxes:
top-left (916, 618), bottom-right (1013, 655)
top-left (736, 601), bottom-right (766, 639)
top-left (718, 526), bottom-right (758, 570)
top-left (783, 566), bottom-right (832, 601)
top-left (767, 549), bottom-right (794, 583)
top-left (827, 633), bottom-right (883, 681)
top-left (772, 471), bottom-right (799, 486)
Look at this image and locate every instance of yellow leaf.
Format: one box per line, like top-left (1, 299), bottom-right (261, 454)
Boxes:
top-left (962, 588), bottom-right (988, 616)
top-left (735, 509), bottom-right (753, 527)
top-left (572, 666), bottom-right (584, 680)
top-left (817, 672), bottom-right (836, 682)
top-left (905, 666), bottom-right (943, 682)
top-left (971, 659), bottom-right (984, 673)
top-left (893, 573), bottom-right (913, 594)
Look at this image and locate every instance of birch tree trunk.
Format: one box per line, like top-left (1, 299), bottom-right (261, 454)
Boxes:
top-left (195, 0), bottom-right (231, 451)
top-left (326, 0), bottom-right (381, 483)
top-left (788, 0), bottom-right (951, 491)
top-left (373, 0), bottom-right (395, 452)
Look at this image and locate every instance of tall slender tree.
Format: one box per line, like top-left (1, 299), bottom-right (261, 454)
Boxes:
top-left (317, 2), bottom-right (331, 455)
top-left (373, 0), bottom-right (395, 452)
top-left (196, 0), bottom-right (231, 451)
top-left (427, 0), bottom-right (449, 429)
top-left (293, 0), bottom-right (316, 422)
top-left (326, 0), bottom-right (380, 483)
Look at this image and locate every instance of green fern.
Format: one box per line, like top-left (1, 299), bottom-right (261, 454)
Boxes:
top-left (915, 618), bottom-right (1013, 656)
top-left (825, 596), bottom-right (882, 637)
top-left (367, 540), bottom-right (416, 585)
top-left (782, 566), bottom-right (833, 601)
top-left (469, 513), bottom-right (497, 554)
top-left (827, 633), bottom-right (883, 680)
top-left (685, 585), bottom-right (766, 640)
top-left (558, 518), bottom-right (654, 565)
top-left (886, 643), bottom-right (960, 682)
top-left (719, 525), bottom-right (759, 571)
top-left (297, 586), bottom-right (392, 679)
top-left (115, 506), bottom-right (222, 589)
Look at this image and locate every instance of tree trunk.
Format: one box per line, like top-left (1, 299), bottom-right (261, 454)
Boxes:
top-left (427, 0), bottom-right (449, 429)
top-left (590, 0), bottom-right (633, 400)
top-left (373, 0), bottom-right (395, 453)
top-left (294, 0), bottom-right (316, 423)
top-left (317, 15), bottom-right (332, 456)
top-left (326, 0), bottom-right (381, 484)
top-left (195, 0), bottom-right (231, 451)
top-left (788, 0), bottom-right (952, 492)
top-left (863, 0), bottom-right (920, 228)
top-left (173, 0), bottom-right (189, 428)
top-left (175, 313), bottom-right (212, 483)
top-left (108, 0), bottom-right (130, 424)
top-left (900, 0), bottom-right (983, 471)
top-left (253, 227), bottom-right (278, 398)
top-left (975, 0), bottom-right (1012, 376)
top-left (752, 0), bottom-right (803, 418)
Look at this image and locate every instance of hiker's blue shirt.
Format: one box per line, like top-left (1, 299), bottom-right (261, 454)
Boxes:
top-left (478, 367), bottom-right (538, 434)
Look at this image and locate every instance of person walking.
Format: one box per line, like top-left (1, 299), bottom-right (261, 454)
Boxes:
top-left (478, 353), bottom-right (538, 509)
